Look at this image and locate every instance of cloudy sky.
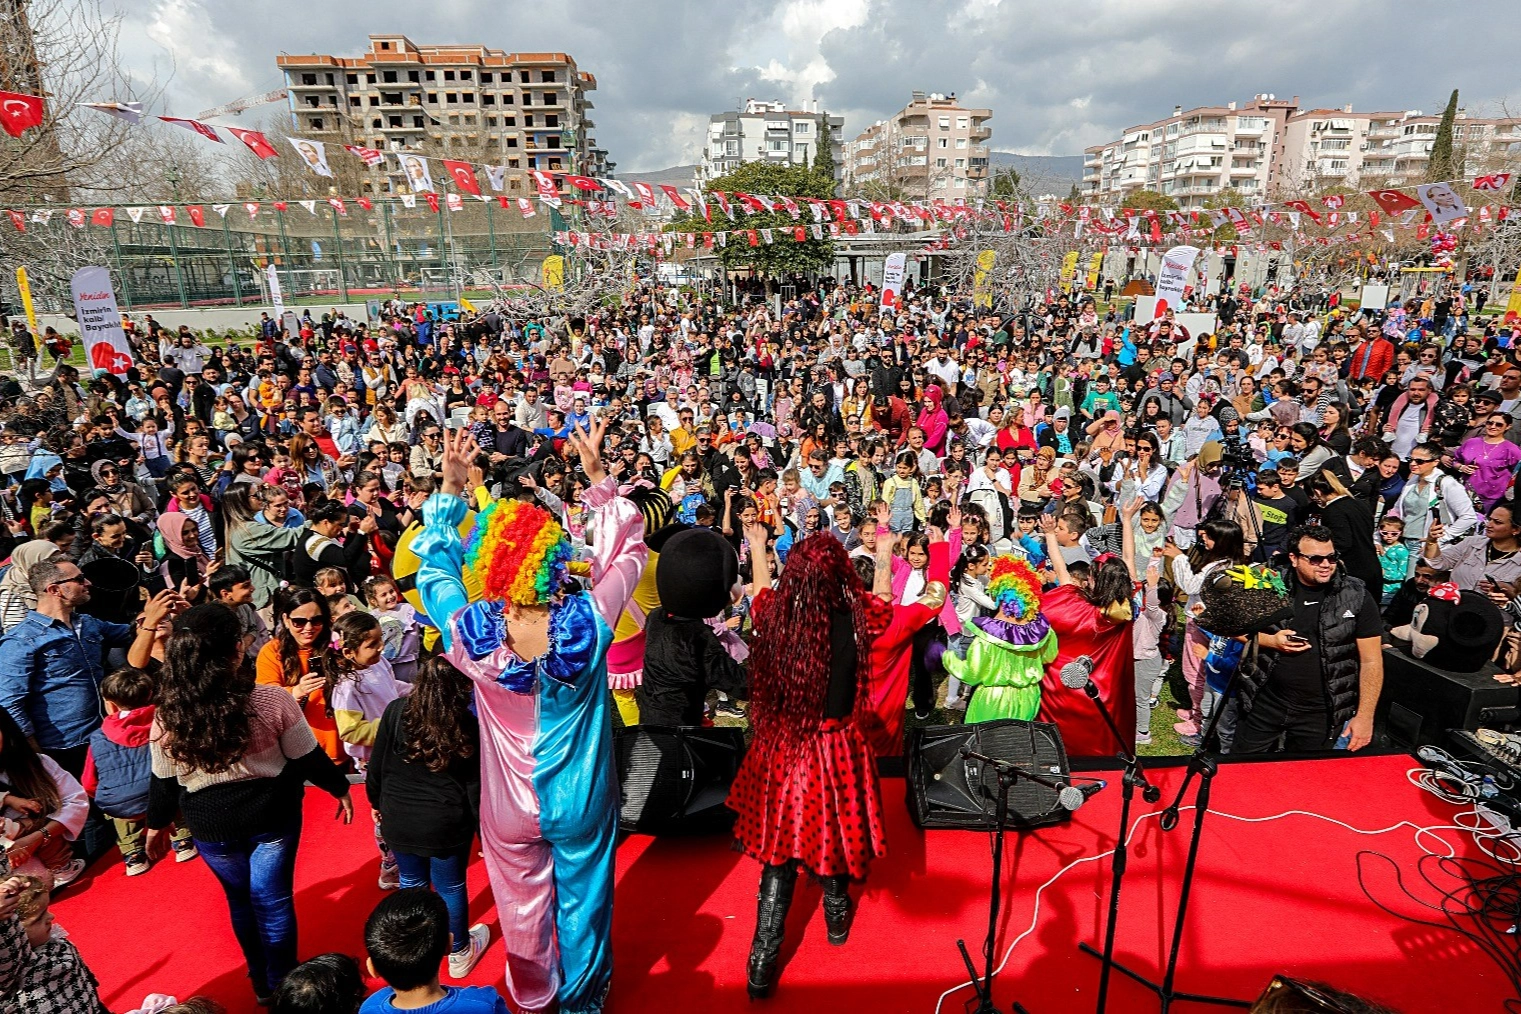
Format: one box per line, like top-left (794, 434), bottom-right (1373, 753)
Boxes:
top-left (106, 0), bottom-right (1521, 172)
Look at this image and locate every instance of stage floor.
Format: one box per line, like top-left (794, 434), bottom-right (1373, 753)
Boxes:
top-left (53, 753), bottom-right (1514, 1013)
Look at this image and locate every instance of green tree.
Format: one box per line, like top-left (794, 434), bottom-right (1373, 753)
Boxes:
top-left (1200, 187), bottom-right (1250, 242)
top-left (1429, 88), bottom-right (1460, 182)
top-left (989, 166), bottom-right (1022, 202)
top-left (672, 161), bottom-right (836, 284)
top-left (1117, 188), bottom-right (1179, 234)
top-left (812, 117), bottom-right (837, 194)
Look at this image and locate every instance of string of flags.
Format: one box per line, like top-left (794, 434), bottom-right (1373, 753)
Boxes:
top-left (3, 86), bottom-right (1517, 252)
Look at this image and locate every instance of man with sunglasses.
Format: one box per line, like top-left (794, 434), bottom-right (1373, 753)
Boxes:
top-left (1235, 524), bottom-right (1384, 755)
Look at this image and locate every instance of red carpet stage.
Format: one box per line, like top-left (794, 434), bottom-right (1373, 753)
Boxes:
top-left (53, 753), bottom-right (1514, 1012)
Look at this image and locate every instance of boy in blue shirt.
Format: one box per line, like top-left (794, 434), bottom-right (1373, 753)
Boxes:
top-left (361, 890), bottom-right (509, 1014)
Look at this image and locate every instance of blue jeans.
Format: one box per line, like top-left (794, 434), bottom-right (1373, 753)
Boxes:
top-left (196, 824), bottom-right (302, 996)
top-left (392, 846), bottom-right (471, 952)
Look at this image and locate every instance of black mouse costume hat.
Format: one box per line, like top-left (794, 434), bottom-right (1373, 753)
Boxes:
top-left (1195, 564), bottom-right (1295, 638)
top-left (646, 523), bottom-right (738, 620)
top-left (1390, 583), bottom-right (1504, 673)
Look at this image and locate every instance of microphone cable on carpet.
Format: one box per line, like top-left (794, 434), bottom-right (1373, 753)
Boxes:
top-left (932, 761), bottom-right (1509, 1014)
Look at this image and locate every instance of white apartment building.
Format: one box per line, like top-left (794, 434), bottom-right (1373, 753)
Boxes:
top-left (1285, 108), bottom-right (1521, 189)
top-left (696, 99), bottom-right (845, 192)
top-left (844, 91), bottom-right (993, 201)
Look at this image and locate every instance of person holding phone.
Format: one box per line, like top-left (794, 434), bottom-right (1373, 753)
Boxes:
top-left (1235, 524), bottom-right (1384, 755)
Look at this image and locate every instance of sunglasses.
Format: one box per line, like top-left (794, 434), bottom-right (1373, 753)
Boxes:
top-left (1411, 457), bottom-right (1438, 465)
top-left (51, 575), bottom-right (89, 587)
top-left (286, 615), bottom-right (324, 628)
top-left (1296, 553), bottom-right (1340, 566)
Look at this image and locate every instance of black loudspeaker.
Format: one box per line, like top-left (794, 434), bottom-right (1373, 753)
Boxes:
top-left (1375, 646), bottom-right (1520, 750)
top-left (905, 719), bottom-right (1072, 831)
top-left (613, 725), bottom-right (747, 835)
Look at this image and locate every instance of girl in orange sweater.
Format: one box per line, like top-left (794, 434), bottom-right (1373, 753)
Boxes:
top-left (255, 586), bottom-right (342, 762)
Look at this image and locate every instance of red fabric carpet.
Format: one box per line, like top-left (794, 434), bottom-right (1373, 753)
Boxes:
top-left (53, 753), bottom-right (1512, 1013)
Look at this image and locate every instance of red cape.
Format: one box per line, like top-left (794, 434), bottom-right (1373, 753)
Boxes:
top-left (1036, 585), bottom-right (1136, 758)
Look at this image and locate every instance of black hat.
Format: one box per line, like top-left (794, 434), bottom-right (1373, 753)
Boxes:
top-left (649, 525), bottom-right (739, 620)
top-left (1196, 565), bottom-right (1294, 638)
top-left (1392, 588), bottom-right (1504, 673)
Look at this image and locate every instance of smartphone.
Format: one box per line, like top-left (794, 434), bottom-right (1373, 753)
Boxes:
top-left (1429, 505), bottom-right (1442, 522)
top-left (1284, 633), bottom-right (1310, 647)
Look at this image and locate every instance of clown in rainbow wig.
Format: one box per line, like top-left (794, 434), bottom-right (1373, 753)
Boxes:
top-left (941, 554), bottom-right (1057, 723)
top-left (413, 425), bottom-right (646, 1014)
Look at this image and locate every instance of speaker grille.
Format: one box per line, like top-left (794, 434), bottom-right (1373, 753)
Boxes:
top-left (614, 726), bottom-right (747, 835)
top-left (905, 720), bottom-right (1072, 830)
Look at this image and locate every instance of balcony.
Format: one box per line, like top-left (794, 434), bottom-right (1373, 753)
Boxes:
top-left (1230, 164), bottom-right (1260, 175)
top-left (971, 123), bottom-right (992, 142)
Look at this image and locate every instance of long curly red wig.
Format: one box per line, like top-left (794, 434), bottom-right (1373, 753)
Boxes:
top-left (748, 533), bottom-right (877, 757)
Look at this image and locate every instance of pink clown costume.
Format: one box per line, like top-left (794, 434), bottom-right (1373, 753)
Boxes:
top-left (413, 477), bottom-right (647, 1013)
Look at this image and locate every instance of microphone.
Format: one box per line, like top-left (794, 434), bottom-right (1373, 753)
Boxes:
top-left (1060, 655), bottom-right (1096, 689)
top-left (1059, 778), bottom-right (1108, 811)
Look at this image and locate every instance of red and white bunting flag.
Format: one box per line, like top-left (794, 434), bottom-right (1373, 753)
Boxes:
top-left (530, 171), bottom-right (561, 207)
top-left (243, 202), bottom-right (260, 218)
top-left (793, 226), bottom-right (806, 242)
top-left (483, 165), bottom-right (507, 192)
top-left (126, 207), bottom-right (144, 223)
top-left (158, 205), bottom-right (176, 225)
top-left (186, 205), bottom-right (205, 227)
top-left (342, 143), bottom-right (385, 167)
top-left (159, 116), bottom-right (222, 143)
top-left (1473, 173), bottom-right (1512, 192)
top-left (0, 91), bottom-right (45, 138)
top-left (1367, 188), bottom-right (1421, 215)
top-left (1282, 200), bottom-right (1321, 224)
top-left (564, 174), bottom-right (601, 192)
top-left (79, 101), bottom-right (142, 124)
top-left (779, 196), bottom-right (801, 220)
top-left (290, 138), bottom-right (333, 177)
top-left (713, 192), bottom-right (734, 220)
top-left (517, 197), bottom-right (536, 218)
top-left (399, 195), bottom-right (416, 209)
top-left (212, 204), bottom-right (230, 217)
top-left (6, 209), bottom-right (24, 232)
top-left (1322, 194), bottom-right (1345, 210)
top-left (226, 127), bottom-right (278, 159)
top-left (632, 181), bottom-right (657, 210)
top-left (327, 197), bottom-right (347, 216)
top-left (298, 200), bottom-right (316, 215)
top-left (442, 160), bottom-right (481, 196)
top-left (601, 178), bottom-right (633, 200)
top-left (66, 209), bottom-right (86, 228)
top-left (91, 207), bottom-right (114, 227)
top-left (31, 209), bottom-right (51, 225)
top-left (659, 185), bottom-right (689, 210)
top-left (424, 193), bottom-right (440, 213)
top-left (445, 193), bottom-right (464, 211)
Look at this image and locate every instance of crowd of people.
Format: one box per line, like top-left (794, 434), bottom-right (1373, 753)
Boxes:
top-left (0, 264), bottom-right (1516, 1011)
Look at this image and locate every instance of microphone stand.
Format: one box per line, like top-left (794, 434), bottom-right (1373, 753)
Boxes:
top-left (1070, 672), bottom-right (1162, 1014)
top-left (1080, 656), bottom-right (1253, 1013)
top-left (955, 746), bottom-right (1054, 1014)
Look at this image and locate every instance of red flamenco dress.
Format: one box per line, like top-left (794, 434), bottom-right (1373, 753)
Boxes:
top-left (1037, 584), bottom-right (1136, 758)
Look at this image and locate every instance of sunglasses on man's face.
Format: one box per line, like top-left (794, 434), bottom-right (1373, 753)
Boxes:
top-left (1295, 553), bottom-right (1340, 567)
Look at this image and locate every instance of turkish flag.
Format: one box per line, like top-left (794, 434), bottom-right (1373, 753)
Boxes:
top-left (7, 209), bottom-right (24, 232)
top-left (442, 160), bottom-right (481, 196)
top-left (0, 91), bottom-right (44, 137)
top-left (244, 202), bottom-right (260, 218)
top-left (158, 205), bottom-right (177, 225)
top-left (358, 197), bottom-right (372, 211)
top-left (564, 174), bottom-right (601, 191)
top-left (517, 197), bottom-right (536, 218)
top-left (1474, 173), bottom-right (1512, 192)
top-left (227, 127), bottom-right (278, 159)
top-left (328, 197), bottom-right (347, 215)
top-left (1282, 200), bottom-right (1322, 224)
top-left (186, 205), bottom-right (205, 227)
top-left (90, 341), bottom-right (132, 374)
top-left (1367, 188), bottom-right (1421, 215)
top-left (272, 202), bottom-right (287, 211)
top-left (424, 193), bottom-right (440, 213)
top-left (794, 226), bottom-right (806, 242)
top-left (91, 208), bottom-right (114, 227)
top-left (159, 116), bottom-right (223, 143)
top-left (659, 185), bottom-right (689, 210)
top-left (1322, 194), bottom-right (1345, 209)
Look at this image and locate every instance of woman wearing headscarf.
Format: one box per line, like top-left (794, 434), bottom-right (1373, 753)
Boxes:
top-left (155, 512), bottom-right (211, 592)
top-left (914, 385), bottom-right (949, 456)
top-left (0, 541), bottom-right (64, 632)
top-left (89, 460), bottom-right (156, 530)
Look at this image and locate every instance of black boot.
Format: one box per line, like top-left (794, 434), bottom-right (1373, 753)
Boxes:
top-left (747, 861), bottom-right (797, 999)
top-left (821, 875), bottom-right (854, 945)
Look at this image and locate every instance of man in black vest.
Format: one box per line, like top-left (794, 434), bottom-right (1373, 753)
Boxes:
top-left (1235, 524), bottom-right (1384, 754)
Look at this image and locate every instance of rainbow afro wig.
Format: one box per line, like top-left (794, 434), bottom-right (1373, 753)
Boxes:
top-left (987, 555), bottom-right (1043, 624)
top-left (462, 497), bottom-right (574, 606)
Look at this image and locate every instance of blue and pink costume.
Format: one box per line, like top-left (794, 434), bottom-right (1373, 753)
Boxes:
top-left (414, 477), bottom-right (647, 1013)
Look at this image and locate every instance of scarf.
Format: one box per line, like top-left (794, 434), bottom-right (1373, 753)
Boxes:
top-left (1386, 390), bottom-right (1438, 437)
top-left (91, 460), bottom-right (125, 496)
top-left (0, 541), bottom-right (64, 609)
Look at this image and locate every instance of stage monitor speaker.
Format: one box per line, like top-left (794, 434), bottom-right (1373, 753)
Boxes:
top-left (905, 719), bottom-right (1072, 831)
top-left (614, 725), bottom-right (747, 836)
top-left (1374, 646), bottom-right (1519, 750)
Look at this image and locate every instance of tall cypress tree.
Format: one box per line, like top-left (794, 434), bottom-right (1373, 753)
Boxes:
top-left (812, 116), bottom-right (838, 194)
top-left (1428, 88), bottom-right (1460, 182)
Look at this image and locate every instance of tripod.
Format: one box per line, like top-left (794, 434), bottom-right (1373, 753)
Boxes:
top-left (1063, 665), bottom-right (1162, 1014)
top-left (1078, 658), bottom-right (1252, 1012)
top-left (955, 746), bottom-right (1077, 1014)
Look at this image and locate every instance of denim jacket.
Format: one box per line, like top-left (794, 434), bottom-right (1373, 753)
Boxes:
top-left (0, 610), bottom-right (134, 749)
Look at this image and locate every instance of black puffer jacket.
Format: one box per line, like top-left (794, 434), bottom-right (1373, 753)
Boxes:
top-left (1238, 569), bottom-right (1367, 729)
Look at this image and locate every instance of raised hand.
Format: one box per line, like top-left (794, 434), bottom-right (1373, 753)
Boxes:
top-left (440, 428), bottom-right (480, 497)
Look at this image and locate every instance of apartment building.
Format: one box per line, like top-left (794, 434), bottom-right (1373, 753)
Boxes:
top-left (275, 35), bottom-right (610, 195)
top-left (844, 91), bottom-right (993, 201)
top-left (1083, 93), bottom-right (1521, 204)
top-left (1081, 95), bottom-right (1298, 208)
top-left (696, 99), bottom-right (845, 192)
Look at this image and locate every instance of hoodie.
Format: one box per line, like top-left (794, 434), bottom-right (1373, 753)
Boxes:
top-left (82, 705), bottom-right (156, 818)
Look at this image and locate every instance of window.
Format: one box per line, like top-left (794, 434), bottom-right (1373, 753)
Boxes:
top-left (463, 93), bottom-right (475, 103)
top-left (372, 118), bottom-right (381, 128)
top-left (408, 70), bottom-right (419, 83)
top-left (446, 93), bottom-right (457, 104)
top-left (483, 94), bottom-right (495, 106)
top-left (503, 93), bottom-right (514, 104)
top-left (506, 137), bottom-right (518, 148)
top-left (412, 116), bottom-right (423, 127)
top-left (325, 73), bottom-right (334, 85)
top-left (545, 114), bottom-right (558, 127)
top-left (349, 96), bottom-right (360, 107)
top-left (366, 73), bottom-right (375, 84)
top-left (460, 70), bottom-right (471, 80)
top-left (379, 41), bottom-right (390, 50)
top-left (936, 157), bottom-right (947, 168)
top-left (504, 115), bottom-right (516, 126)
top-left (346, 73), bottom-right (357, 85)
top-left (444, 70), bottom-right (455, 81)
top-left (464, 114), bottom-right (476, 125)
top-left (957, 117), bottom-right (969, 129)
top-left (383, 71), bottom-right (396, 83)
top-left (519, 70), bottom-right (530, 83)
top-left (309, 116), bottom-right (323, 130)
top-left (387, 115), bottom-right (401, 127)
top-left (524, 114), bottom-right (534, 127)
top-left (795, 120), bottom-right (810, 134)
top-left (523, 92), bottom-right (532, 105)
top-left (426, 92), bottom-right (437, 103)
top-left (541, 70), bottom-right (556, 82)
top-left (794, 142), bottom-right (808, 154)
top-left (955, 158), bottom-right (965, 168)
top-left (938, 116), bottom-right (950, 129)
top-left (481, 72), bottom-right (493, 83)
top-left (488, 116), bottom-right (498, 127)
top-left (938, 137), bottom-right (948, 148)
top-left (725, 140), bottom-right (739, 155)
top-left (768, 139), bottom-right (788, 152)
top-left (366, 96), bottom-right (378, 107)
top-left (542, 92), bottom-right (557, 105)
top-left (327, 95), bottom-right (337, 106)
top-left (955, 138), bottom-right (967, 148)
top-left (300, 73), bottom-right (316, 85)
top-left (304, 95), bottom-right (318, 107)
top-left (547, 135), bottom-right (561, 148)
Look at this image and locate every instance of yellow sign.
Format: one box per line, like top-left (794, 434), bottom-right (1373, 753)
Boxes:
top-left (1085, 251), bottom-right (1105, 291)
top-left (1504, 261), bottom-right (1521, 324)
top-left (972, 250), bottom-right (996, 308)
top-left (541, 255), bottom-right (565, 292)
top-left (15, 267), bottom-right (38, 334)
top-left (1060, 250), bottom-right (1080, 293)
top-left (458, 295), bottom-right (478, 314)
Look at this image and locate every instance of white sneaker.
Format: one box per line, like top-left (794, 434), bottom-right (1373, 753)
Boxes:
top-left (448, 924), bottom-right (490, 979)
top-left (378, 865), bottom-right (400, 890)
top-left (50, 859), bottom-right (87, 888)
